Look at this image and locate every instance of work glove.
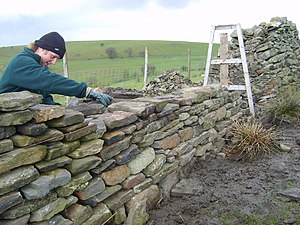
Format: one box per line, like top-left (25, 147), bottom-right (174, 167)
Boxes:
top-left (87, 90), bottom-right (113, 107)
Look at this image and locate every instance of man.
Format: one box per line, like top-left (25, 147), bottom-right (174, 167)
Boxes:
top-left (0, 31), bottom-right (112, 106)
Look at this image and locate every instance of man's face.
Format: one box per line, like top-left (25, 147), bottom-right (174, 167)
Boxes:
top-left (40, 49), bottom-right (60, 67)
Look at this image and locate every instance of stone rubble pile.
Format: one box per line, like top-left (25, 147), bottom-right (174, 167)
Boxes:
top-left (95, 87), bottom-right (144, 99)
top-left (0, 84), bottom-right (244, 224)
top-left (142, 71), bottom-right (194, 96)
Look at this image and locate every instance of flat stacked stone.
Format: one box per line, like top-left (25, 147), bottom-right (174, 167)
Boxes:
top-left (0, 81), bottom-right (244, 225)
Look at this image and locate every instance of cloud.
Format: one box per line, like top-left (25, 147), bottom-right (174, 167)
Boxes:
top-left (0, 0), bottom-right (85, 17)
top-left (154, 0), bottom-right (199, 8)
top-left (0, 13), bottom-right (80, 46)
top-left (0, 16), bottom-right (42, 46)
top-left (81, 0), bottom-right (150, 10)
top-left (0, 0), bottom-right (300, 47)
top-left (70, 0), bottom-right (196, 10)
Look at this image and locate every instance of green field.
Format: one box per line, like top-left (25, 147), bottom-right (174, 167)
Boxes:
top-left (0, 40), bottom-right (219, 91)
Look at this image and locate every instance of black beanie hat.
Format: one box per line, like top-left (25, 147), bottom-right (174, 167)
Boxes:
top-left (35, 32), bottom-right (66, 59)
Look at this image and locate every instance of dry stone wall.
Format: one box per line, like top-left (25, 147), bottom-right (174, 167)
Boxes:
top-left (0, 85), bottom-right (244, 225)
top-left (208, 16), bottom-right (300, 102)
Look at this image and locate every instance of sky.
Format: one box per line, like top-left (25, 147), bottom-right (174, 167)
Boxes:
top-left (0, 0), bottom-right (299, 47)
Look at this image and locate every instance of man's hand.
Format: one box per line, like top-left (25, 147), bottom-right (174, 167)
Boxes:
top-left (88, 90), bottom-right (113, 107)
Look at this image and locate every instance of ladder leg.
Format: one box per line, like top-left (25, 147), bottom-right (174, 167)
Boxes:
top-left (236, 23), bottom-right (255, 117)
top-left (203, 25), bottom-right (215, 86)
top-left (203, 23), bottom-right (255, 117)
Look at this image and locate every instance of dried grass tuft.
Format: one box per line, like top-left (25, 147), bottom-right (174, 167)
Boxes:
top-left (225, 118), bottom-right (280, 161)
top-left (268, 90), bottom-right (300, 124)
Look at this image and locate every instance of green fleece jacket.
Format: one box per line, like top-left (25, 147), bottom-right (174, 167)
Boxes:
top-left (0, 47), bottom-right (88, 105)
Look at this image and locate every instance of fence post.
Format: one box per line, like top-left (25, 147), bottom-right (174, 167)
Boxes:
top-left (188, 48), bottom-right (191, 79)
top-left (220, 33), bottom-right (229, 85)
top-left (144, 47), bottom-right (148, 88)
top-left (63, 51), bottom-right (70, 106)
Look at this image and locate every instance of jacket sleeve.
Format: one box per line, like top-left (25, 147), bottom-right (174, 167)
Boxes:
top-left (43, 93), bottom-right (62, 105)
top-left (8, 55), bottom-right (88, 98)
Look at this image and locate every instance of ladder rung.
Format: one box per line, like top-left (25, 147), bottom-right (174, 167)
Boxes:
top-left (226, 85), bottom-right (246, 91)
top-left (211, 58), bottom-right (242, 64)
top-left (204, 23), bottom-right (255, 117)
top-left (215, 24), bottom-right (237, 30)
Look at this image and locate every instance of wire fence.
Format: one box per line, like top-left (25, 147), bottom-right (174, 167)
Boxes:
top-left (55, 54), bottom-right (209, 106)
top-left (67, 59), bottom-right (207, 90)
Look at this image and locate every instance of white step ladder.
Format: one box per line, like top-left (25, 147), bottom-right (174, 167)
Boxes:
top-left (203, 23), bottom-right (255, 117)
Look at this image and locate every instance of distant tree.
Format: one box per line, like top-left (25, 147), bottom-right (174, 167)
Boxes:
top-left (124, 48), bottom-right (133, 57)
top-left (139, 51), bottom-right (145, 57)
top-left (141, 64), bottom-right (156, 75)
top-left (181, 65), bottom-right (188, 71)
top-left (105, 47), bottom-right (118, 59)
top-left (100, 43), bottom-right (104, 47)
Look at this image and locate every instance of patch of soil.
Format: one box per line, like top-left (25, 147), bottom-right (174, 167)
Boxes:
top-left (149, 122), bottom-right (300, 225)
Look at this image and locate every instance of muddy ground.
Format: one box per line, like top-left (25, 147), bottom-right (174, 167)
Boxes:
top-left (148, 122), bottom-right (300, 225)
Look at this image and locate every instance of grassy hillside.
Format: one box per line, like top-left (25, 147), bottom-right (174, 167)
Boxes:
top-left (0, 40), bottom-right (218, 90)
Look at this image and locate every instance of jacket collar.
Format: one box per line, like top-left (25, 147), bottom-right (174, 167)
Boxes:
top-left (24, 47), bottom-right (41, 63)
